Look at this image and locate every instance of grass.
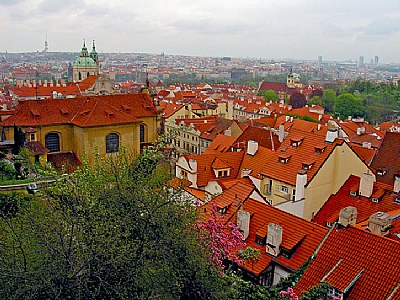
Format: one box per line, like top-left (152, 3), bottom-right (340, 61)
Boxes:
top-left (0, 176), bottom-right (56, 187)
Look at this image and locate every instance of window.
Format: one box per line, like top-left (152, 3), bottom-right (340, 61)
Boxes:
top-left (255, 235), bottom-right (265, 246)
top-left (45, 132), bottom-right (60, 153)
top-left (280, 185), bottom-right (289, 194)
top-left (264, 180), bottom-right (272, 195)
top-left (106, 133), bottom-right (119, 153)
top-left (140, 124), bottom-right (145, 143)
top-left (181, 170), bottom-right (188, 180)
top-left (78, 72), bottom-right (82, 81)
top-left (30, 133), bottom-right (36, 141)
top-left (292, 188), bottom-right (296, 201)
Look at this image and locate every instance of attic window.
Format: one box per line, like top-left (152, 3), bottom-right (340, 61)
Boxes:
top-left (314, 146), bottom-right (326, 154)
top-left (377, 169), bottom-right (387, 176)
top-left (278, 155), bottom-right (291, 164)
top-left (255, 235), bottom-right (265, 246)
top-left (80, 109), bottom-right (91, 116)
top-left (105, 111), bottom-right (115, 117)
top-left (218, 205), bottom-right (230, 215)
top-left (349, 190), bottom-right (358, 197)
top-left (372, 198), bottom-right (380, 203)
top-left (302, 162), bottom-right (315, 170)
top-left (290, 137), bottom-right (304, 147)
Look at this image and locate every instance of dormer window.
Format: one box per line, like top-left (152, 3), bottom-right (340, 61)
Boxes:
top-left (279, 155), bottom-right (291, 164)
top-left (377, 169), bottom-right (387, 176)
top-left (372, 198), bottom-right (380, 203)
top-left (314, 146), bottom-right (326, 154)
top-left (218, 205), bottom-right (229, 215)
top-left (255, 235), bottom-right (265, 246)
top-left (302, 162), bottom-right (315, 170)
top-left (217, 170), bottom-right (229, 178)
top-left (290, 137), bottom-right (304, 147)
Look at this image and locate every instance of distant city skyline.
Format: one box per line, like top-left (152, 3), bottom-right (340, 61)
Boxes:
top-left (1, 0), bottom-right (400, 63)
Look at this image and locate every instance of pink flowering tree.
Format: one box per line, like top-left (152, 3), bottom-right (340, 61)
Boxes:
top-left (280, 288), bottom-right (299, 300)
top-left (194, 204), bottom-right (245, 271)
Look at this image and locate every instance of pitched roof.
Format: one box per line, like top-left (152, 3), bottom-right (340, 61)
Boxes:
top-left (47, 152), bottom-right (82, 173)
top-left (234, 126), bottom-right (281, 151)
top-left (25, 141), bottom-right (48, 155)
top-left (370, 132), bottom-right (400, 186)
top-left (203, 134), bottom-right (237, 154)
top-left (348, 144), bottom-right (376, 165)
top-left (1, 94), bottom-right (154, 128)
top-left (259, 129), bottom-right (343, 186)
top-left (313, 175), bottom-right (400, 226)
top-left (181, 151), bottom-right (245, 188)
top-left (203, 194), bottom-right (327, 275)
top-left (294, 225), bottom-right (400, 299)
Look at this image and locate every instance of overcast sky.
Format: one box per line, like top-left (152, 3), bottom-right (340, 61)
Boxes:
top-left (1, 0), bottom-right (400, 62)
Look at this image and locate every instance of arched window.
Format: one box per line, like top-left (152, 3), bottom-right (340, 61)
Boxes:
top-left (106, 133), bottom-right (119, 153)
top-left (140, 124), bottom-right (145, 143)
top-left (45, 132), bottom-right (60, 153)
top-left (87, 72), bottom-right (90, 78)
top-left (78, 72), bottom-right (82, 81)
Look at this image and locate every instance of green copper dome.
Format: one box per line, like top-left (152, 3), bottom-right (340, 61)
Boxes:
top-left (73, 56), bottom-right (97, 67)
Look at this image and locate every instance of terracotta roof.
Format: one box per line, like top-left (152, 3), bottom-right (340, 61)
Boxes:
top-left (313, 175), bottom-right (400, 226)
top-left (294, 225), bottom-right (400, 299)
top-left (371, 132), bottom-right (400, 186)
top-left (349, 144), bottom-right (376, 165)
top-left (259, 81), bottom-right (287, 92)
top-left (1, 94), bottom-right (153, 128)
top-left (234, 126), bottom-right (281, 151)
top-left (204, 195), bottom-right (327, 275)
top-left (260, 129), bottom-right (344, 186)
top-left (25, 141), bottom-right (48, 155)
top-left (181, 151), bottom-right (245, 188)
top-left (47, 152), bottom-right (82, 173)
top-left (203, 134), bottom-right (237, 154)
top-left (238, 146), bottom-right (276, 180)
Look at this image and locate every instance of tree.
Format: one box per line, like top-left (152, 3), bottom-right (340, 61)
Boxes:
top-left (307, 96), bottom-right (323, 106)
top-left (289, 92), bottom-right (307, 108)
top-left (322, 89), bottom-right (336, 112)
top-left (262, 90), bottom-right (277, 102)
top-left (0, 151), bottom-right (235, 300)
top-left (334, 93), bottom-right (365, 119)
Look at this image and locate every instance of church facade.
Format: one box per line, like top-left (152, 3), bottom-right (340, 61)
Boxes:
top-left (73, 40), bottom-right (99, 82)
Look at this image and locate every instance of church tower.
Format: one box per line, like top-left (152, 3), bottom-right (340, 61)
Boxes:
top-left (72, 39), bottom-right (99, 82)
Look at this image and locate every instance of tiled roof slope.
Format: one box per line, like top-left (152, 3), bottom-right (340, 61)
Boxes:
top-left (260, 129), bottom-right (343, 185)
top-left (185, 151), bottom-right (245, 187)
top-left (238, 146), bottom-right (275, 180)
top-left (203, 195), bottom-right (327, 275)
top-left (204, 134), bottom-right (237, 154)
top-left (234, 126), bottom-right (281, 151)
top-left (348, 144), bottom-right (376, 165)
top-left (370, 132), bottom-right (400, 186)
top-left (313, 175), bottom-right (400, 226)
top-left (1, 94), bottom-right (154, 128)
top-left (294, 225), bottom-right (400, 300)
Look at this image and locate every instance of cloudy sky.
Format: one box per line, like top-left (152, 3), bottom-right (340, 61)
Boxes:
top-left (1, 0), bottom-right (400, 62)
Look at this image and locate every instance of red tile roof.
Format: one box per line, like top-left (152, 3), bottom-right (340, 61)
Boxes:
top-left (47, 152), bottom-right (82, 173)
top-left (203, 194), bottom-right (327, 275)
top-left (234, 126), bottom-right (281, 151)
top-left (314, 175), bottom-right (400, 226)
top-left (260, 129), bottom-right (344, 186)
top-left (371, 132), bottom-right (400, 186)
top-left (294, 225), bottom-right (400, 299)
top-left (25, 141), bottom-right (48, 155)
top-left (203, 134), bottom-right (237, 154)
top-left (1, 94), bottom-right (154, 128)
top-left (348, 144), bottom-right (376, 165)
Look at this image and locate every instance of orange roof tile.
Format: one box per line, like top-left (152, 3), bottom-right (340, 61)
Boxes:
top-left (260, 129), bottom-right (343, 186)
top-left (294, 225), bottom-right (400, 299)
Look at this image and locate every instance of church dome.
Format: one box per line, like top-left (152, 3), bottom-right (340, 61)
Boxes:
top-left (73, 56), bottom-right (97, 67)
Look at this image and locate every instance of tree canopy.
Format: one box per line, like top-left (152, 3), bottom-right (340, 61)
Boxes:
top-left (334, 93), bottom-right (365, 119)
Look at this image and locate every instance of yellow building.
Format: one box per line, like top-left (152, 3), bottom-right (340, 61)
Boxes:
top-left (259, 128), bottom-right (373, 220)
top-left (1, 93), bottom-right (158, 169)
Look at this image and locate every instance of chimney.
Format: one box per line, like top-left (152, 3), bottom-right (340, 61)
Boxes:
top-left (359, 173), bottom-right (374, 198)
top-left (318, 114), bottom-right (322, 121)
top-left (285, 115), bottom-right (290, 122)
top-left (247, 140), bottom-right (258, 156)
top-left (317, 124), bottom-right (321, 131)
top-left (394, 174), bottom-right (400, 193)
top-left (237, 208), bottom-right (251, 240)
top-left (278, 125), bottom-right (285, 143)
top-left (339, 206), bottom-right (357, 227)
top-left (295, 169), bottom-right (307, 201)
top-left (241, 168), bottom-right (252, 178)
top-left (266, 223), bottom-right (282, 256)
top-left (325, 127), bottom-right (338, 143)
top-left (368, 212), bottom-right (392, 236)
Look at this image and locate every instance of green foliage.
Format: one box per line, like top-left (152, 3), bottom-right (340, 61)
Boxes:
top-left (0, 160), bottom-right (16, 181)
top-left (0, 192), bottom-right (32, 218)
top-left (334, 93), bottom-right (365, 119)
top-left (322, 89), bottom-right (336, 112)
top-left (262, 90), bottom-right (277, 102)
top-left (300, 282), bottom-right (331, 300)
top-left (285, 113), bottom-right (320, 124)
top-left (307, 96), bottom-right (323, 106)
